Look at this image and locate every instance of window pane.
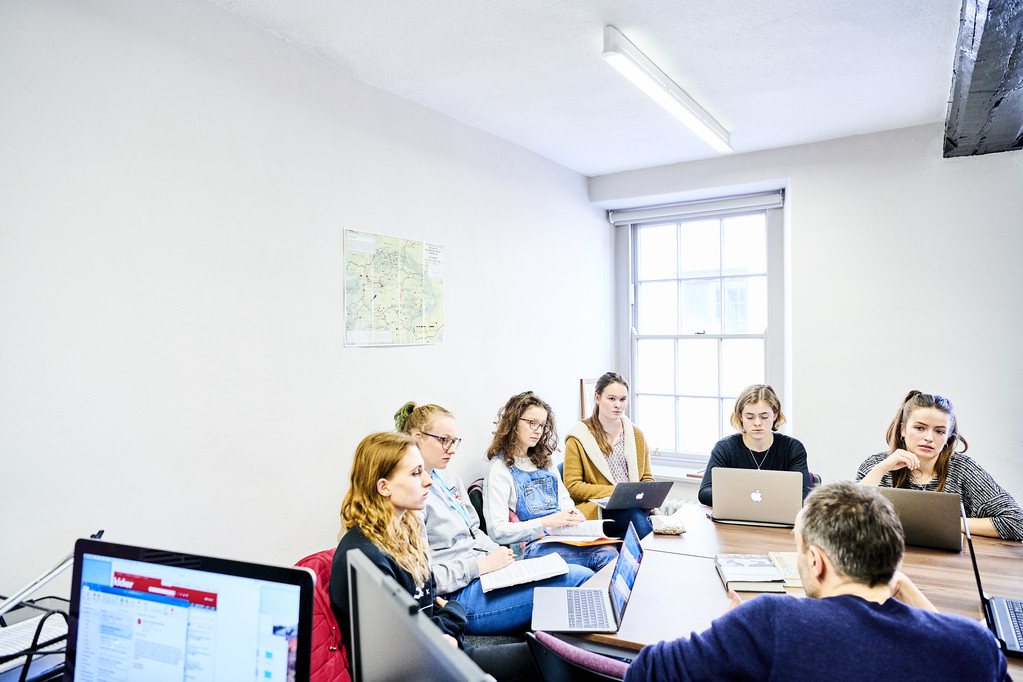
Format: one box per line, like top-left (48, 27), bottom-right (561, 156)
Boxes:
top-left (679, 219), bottom-right (720, 277)
top-left (677, 339), bottom-right (717, 397)
top-left (720, 339), bottom-right (764, 397)
top-left (636, 395), bottom-right (676, 453)
top-left (680, 280), bottom-right (720, 334)
top-left (722, 214), bottom-right (766, 275)
top-left (636, 282), bottom-right (678, 335)
top-left (637, 224), bottom-right (677, 280)
top-left (721, 398), bottom-right (734, 438)
top-left (677, 397), bottom-right (719, 454)
top-left (723, 276), bottom-right (767, 334)
top-left (636, 339), bottom-right (674, 394)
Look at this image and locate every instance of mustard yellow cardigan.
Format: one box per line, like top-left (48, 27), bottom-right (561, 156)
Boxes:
top-left (562, 416), bottom-right (654, 520)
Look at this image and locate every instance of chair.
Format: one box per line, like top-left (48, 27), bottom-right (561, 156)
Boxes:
top-left (467, 477), bottom-right (487, 535)
top-left (294, 549), bottom-right (352, 682)
top-left (810, 472), bottom-right (822, 487)
top-left (525, 630), bottom-right (629, 681)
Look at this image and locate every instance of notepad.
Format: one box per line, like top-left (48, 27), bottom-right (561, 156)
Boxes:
top-left (715, 553), bottom-right (786, 592)
top-left (479, 553), bottom-right (569, 593)
top-left (534, 520), bottom-right (620, 546)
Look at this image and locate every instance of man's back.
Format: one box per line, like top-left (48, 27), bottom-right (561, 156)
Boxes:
top-left (627, 594), bottom-right (1007, 682)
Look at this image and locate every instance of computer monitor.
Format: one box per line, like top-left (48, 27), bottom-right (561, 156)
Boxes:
top-left (346, 549), bottom-right (494, 682)
top-left (63, 538), bottom-right (314, 682)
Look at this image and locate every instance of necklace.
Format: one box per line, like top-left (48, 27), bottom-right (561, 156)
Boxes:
top-left (748, 446), bottom-right (769, 470)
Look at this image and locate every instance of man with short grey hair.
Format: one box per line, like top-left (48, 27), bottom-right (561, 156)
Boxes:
top-left (625, 481), bottom-right (1007, 681)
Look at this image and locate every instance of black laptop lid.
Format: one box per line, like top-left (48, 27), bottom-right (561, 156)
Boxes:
top-left (64, 538), bottom-right (314, 682)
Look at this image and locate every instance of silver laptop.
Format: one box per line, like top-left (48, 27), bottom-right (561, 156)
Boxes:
top-left (877, 487), bottom-right (962, 552)
top-left (710, 468), bottom-right (803, 527)
top-left (531, 523), bottom-right (643, 633)
top-left (962, 503), bottom-right (1023, 657)
top-left (596, 481), bottom-right (674, 511)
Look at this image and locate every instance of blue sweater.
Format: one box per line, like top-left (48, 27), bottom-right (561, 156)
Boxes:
top-left (625, 594), bottom-right (1007, 682)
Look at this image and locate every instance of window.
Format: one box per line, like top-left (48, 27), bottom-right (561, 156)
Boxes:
top-left (610, 192), bottom-right (784, 469)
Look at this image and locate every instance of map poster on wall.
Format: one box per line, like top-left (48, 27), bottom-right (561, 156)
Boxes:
top-left (344, 229), bottom-right (444, 346)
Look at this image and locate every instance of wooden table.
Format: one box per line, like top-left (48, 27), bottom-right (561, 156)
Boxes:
top-left (574, 502), bottom-right (1023, 675)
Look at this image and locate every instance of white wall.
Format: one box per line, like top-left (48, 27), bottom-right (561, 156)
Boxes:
top-left (591, 124), bottom-right (1023, 500)
top-left (0, 0), bottom-right (611, 593)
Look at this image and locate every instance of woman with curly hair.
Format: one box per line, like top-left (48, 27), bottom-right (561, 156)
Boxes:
top-left (482, 391), bottom-right (617, 571)
top-left (328, 432), bottom-right (535, 680)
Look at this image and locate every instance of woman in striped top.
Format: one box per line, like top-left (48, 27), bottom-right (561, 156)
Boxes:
top-left (856, 390), bottom-right (1023, 541)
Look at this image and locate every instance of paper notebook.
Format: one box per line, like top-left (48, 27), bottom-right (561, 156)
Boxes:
top-left (534, 519), bottom-right (620, 546)
top-left (478, 553), bottom-right (568, 593)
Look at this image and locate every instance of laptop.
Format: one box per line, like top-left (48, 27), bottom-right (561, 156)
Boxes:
top-left (530, 522), bottom-right (643, 633)
top-left (877, 487), bottom-right (963, 551)
top-left (347, 549), bottom-right (494, 682)
top-left (593, 481), bottom-right (674, 511)
top-left (710, 468), bottom-right (803, 527)
top-left (962, 504), bottom-right (1023, 657)
top-left (63, 538), bottom-right (314, 681)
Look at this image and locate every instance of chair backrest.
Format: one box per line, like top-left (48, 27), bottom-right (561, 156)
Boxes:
top-left (810, 472), bottom-right (822, 487)
top-left (467, 477), bottom-right (487, 535)
top-left (525, 631), bottom-right (629, 682)
top-left (294, 548), bottom-right (352, 682)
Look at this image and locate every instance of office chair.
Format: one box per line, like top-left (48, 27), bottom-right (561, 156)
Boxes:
top-left (525, 630), bottom-right (629, 682)
top-left (294, 549), bottom-right (351, 682)
top-left (467, 477), bottom-right (487, 535)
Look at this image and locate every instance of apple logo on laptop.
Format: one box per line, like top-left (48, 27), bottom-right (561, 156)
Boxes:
top-left (635, 492), bottom-right (645, 501)
top-left (751, 490), bottom-right (763, 503)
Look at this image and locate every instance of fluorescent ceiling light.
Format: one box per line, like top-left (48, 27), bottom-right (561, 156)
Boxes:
top-left (602, 25), bottom-right (732, 154)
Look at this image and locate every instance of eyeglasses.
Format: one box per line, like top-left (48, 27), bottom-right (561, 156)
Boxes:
top-left (421, 432), bottom-right (462, 452)
top-left (519, 418), bottom-right (547, 432)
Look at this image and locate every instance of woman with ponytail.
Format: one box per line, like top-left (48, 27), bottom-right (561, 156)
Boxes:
top-left (857, 390), bottom-right (1023, 540)
top-left (394, 401), bottom-right (591, 635)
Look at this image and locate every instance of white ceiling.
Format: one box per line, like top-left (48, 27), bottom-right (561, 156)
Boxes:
top-left (206, 0), bottom-right (963, 177)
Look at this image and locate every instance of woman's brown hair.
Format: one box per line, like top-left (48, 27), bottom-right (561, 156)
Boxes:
top-left (486, 391), bottom-right (558, 469)
top-left (886, 391), bottom-right (967, 491)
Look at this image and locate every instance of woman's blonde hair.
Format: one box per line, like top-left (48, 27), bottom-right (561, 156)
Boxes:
top-left (394, 401), bottom-right (453, 434)
top-left (340, 432), bottom-right (430, 585)
top-left (729, 384), bottom-right (786, 432)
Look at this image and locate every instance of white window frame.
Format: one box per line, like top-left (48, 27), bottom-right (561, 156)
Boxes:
top-left (610, 191), bottom-right (786, 471)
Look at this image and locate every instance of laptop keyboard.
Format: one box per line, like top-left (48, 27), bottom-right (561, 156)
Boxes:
top-left (1007, 599), bottom-right (1023, 642)
top-left (567, 589), bottom-right (609, 629)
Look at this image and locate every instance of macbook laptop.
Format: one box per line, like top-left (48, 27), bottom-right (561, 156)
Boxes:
top-left (63, 538), bottom-right (314, 682)
top-left (710, 468), bottom-right (803, 527)
top-left (962, 504), bottom-right (1023, 657)
top-left (531, 522), bottom-right (643, 633)
top-left (594, 481), bottom-right (674, 511)
top-left (877, 487), bottom-right (963, 551)
top-left (347, 549), bottom-right (494, 682)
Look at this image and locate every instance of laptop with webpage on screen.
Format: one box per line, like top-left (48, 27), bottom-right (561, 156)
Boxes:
top-left (63, 538), bottom-right (314, 682)
top-left (530, 522), bottom-right (643, 633)
top-left (877, 487), bottom-right (962, 551)
top-left (710, 468), bottom-right (803, 528)
top-left (962, 503), bottom-right (1023, 657)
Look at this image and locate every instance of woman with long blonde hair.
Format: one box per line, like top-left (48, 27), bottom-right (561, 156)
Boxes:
top-left (328, 432), bottom-right (535, 680)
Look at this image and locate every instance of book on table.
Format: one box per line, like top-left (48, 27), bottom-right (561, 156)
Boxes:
top-left (714, 553), bottom-right (786, 592)
top-left (768, 551), bottom-right (802, 588)
top-left (479, 552), bottom-right (569, 592)
top-left (535, 519), bottom-right (620, 546)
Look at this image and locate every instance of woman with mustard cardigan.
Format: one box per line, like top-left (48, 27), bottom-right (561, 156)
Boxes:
top-left (562, 372), bottom-right (655, 537)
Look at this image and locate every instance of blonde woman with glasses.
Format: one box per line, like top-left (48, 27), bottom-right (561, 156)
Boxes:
top-left (483, 391), bottom-right (617, 572)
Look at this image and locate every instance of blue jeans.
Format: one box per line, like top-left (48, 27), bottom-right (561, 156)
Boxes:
top-left (605, 507), bottom-right (653, 539)
top-left (523, 540), bottom-right (618, 572)
top-left (450, 564), bottom-right (594, 635)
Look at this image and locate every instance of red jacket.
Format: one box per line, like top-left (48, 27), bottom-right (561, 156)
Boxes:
top-left (295, 549), bottom-right (351, 682)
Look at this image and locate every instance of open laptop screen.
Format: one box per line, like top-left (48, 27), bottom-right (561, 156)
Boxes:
top-left (608, 523), bottom-right (643, 626)
top-left (64, 539), bottom-right (313, 682)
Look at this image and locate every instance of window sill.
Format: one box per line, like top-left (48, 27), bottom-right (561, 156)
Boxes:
top-left (651, 463), bottom-right (704, 483)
